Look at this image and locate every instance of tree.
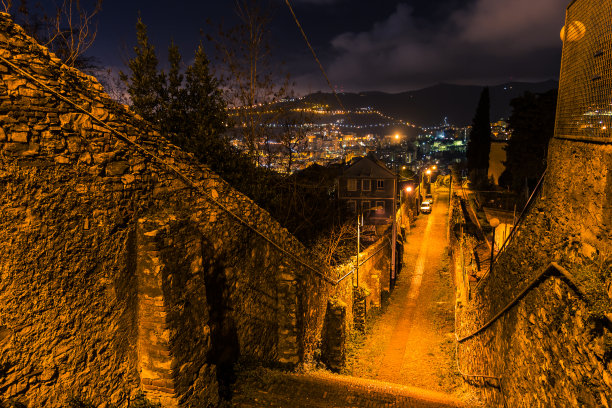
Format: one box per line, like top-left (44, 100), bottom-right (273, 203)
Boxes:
top-left (179, 44), bottom-right (230, 168)
top-left (4, 0), bottom-right (102, 69)
top-left (120, 17), bottom-right (164, 123)
top-left (505, 90), bottom-right (557, 193)
top-left (1, 1), bottom-right (11, 13)
top-left (312, 221), bottom-right (356, 267)
top-left (211, 0), bottom-right (291, 166)
top-left (466, 87), bottom-right (492, 187)
top-left (122, 18), bottom-right (234, 175)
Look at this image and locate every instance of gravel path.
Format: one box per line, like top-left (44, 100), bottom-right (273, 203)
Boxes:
top-left (346, 188), bottom-right (478, 404)
top-left (231, 187), bottom-right (483, 407)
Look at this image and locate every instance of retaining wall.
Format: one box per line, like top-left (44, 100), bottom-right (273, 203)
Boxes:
top-left (456, 138), bottom-right (612, 407)
top-left (0, 13), bottom-right (338, 407)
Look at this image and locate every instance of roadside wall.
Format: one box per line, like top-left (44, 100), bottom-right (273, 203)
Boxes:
top-left (357, 232), bottom-right (391, 308)
top-left (456, 138), bottom-right (612, 407)
top-left (0, 13), bottom-right (339, 407)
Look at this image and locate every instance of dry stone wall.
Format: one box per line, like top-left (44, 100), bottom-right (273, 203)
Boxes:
top-left (0, 13), bottom-right (340, 407)
top-left (457, 138), bottom-right (612, 407)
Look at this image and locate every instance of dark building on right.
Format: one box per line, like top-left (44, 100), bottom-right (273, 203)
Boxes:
top-left (556, 0), bottom-right (612, 142)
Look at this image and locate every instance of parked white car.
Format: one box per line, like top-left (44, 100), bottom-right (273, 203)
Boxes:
top-left (420, 201), bottom-right (432, 214)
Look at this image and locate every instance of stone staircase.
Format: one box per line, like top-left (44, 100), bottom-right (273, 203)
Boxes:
top-left (231, 369), bottom-right (467, 408)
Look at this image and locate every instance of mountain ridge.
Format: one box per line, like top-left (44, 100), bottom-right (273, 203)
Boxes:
top-left (298, 80), bottom-right (558, 127)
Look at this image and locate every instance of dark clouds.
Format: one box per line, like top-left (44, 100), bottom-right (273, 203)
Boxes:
top-left (87, 0), bottom-right (567, 94)
top-left (292, 0), bottom-right (567, 92)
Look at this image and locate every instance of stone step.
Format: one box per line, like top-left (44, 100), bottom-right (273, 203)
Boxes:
top-left (231, 369), bottom-right (467, 408)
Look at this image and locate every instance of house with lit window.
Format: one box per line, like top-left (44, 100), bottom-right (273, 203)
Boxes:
top-left (338, 154), bottom-right (397, 225)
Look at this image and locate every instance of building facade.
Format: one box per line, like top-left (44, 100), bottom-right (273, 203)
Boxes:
top-left (338, 155), bottom-right (397, 224)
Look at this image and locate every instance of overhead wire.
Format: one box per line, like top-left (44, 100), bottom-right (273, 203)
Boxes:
top-left (0, 53), bottom-right (337, 285)
top-left (283, 0), bottom-right (346, 111)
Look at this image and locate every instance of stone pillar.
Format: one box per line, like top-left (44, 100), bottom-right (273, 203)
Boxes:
top-left (321, 299), bottom-right (346, 372)
top-left (277, 272), bottom-right (299, 366)
top-left (136, 219), bottom-right (178, 407)
top-left (353, 286), bottom-right (369, 333)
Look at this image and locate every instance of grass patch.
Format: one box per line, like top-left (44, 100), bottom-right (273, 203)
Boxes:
top-left (342, 305), bottom-right (386, 377)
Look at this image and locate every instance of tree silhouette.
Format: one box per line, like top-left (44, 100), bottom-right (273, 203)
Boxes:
top-left (466, 87), bottom-right (492, 187)
top-left (505, 90), bottom-right (557, 193)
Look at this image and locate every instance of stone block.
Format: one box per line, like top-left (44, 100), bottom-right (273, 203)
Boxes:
top-left (6, 77), bottom-right (26, 91)
top-left (105, 161), bottom-right (129, 176)
top-left (66, 136), bottom-right (81, 153)
top-left (10, 131), bottom-right (28, 143)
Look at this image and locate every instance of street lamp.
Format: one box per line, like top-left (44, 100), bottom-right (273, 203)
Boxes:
top-left (356, 206), bottom-right (383, 287)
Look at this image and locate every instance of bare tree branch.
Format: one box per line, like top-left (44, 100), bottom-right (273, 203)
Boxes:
top-left (46, 0), bottom-right (102, 67)
top-left (0, 0), bottom-right (12, 13)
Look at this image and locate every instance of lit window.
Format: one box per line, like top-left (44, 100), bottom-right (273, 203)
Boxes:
top-left (376, 179), bottom-right (384, 189)
top-left (362, 179), bottom-right (371, 191)
top-left (348, 179), bottom-right (357, 191)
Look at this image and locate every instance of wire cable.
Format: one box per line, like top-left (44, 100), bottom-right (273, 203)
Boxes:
top-left (283, 0), bottom-right (346, 111)
top-left (0, 53), bottom-right (336, 285)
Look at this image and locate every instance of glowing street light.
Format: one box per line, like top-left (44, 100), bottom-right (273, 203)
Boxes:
top-left (405, 186), bottom-right (413, 193)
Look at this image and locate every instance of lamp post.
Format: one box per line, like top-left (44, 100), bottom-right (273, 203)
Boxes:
top-left (420, 167), bottom-right (428, 202)
top-left (489, 218), bottom-right (500, 274)
top-left (404, 185), bottom-right (413, 233)
top-left (356, 206), bottom-right (383, 287)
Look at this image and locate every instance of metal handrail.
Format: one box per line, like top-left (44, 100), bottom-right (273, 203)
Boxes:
top-left (475, 169), bottom-right (547, 290)
top-left (454, 262), bottom-right (584, 408)
top-left (0, 51), bottom-right (339, 286)
top-left (458, 262), bottom-right (584, 343)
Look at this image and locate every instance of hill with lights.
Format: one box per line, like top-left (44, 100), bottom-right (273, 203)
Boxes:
top-left (228, 101), bottom-right (419, 138)
top-left (287, 80), bottom-right (558, 127)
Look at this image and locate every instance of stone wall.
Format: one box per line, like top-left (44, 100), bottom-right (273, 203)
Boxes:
top-left (0, 13), bottom-right (340, 407)
top-left (456, 138), bottom-right (612, 407)
top-left (357, 232), bottom-right (392, 309)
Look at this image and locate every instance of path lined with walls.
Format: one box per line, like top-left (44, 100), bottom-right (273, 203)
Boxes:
top-left (347, 188), bottom-right (478, 405)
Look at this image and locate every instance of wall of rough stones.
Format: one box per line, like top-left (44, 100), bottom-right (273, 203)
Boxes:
top-left (357, 234), bottom-right (392, 309)
top-left (456, 138), bottom-right (612, 407)
top-left (0, 13), bottom-right (341, 407)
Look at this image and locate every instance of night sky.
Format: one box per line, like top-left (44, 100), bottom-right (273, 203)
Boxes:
top-left (88, 0), bottom-right (568, 94)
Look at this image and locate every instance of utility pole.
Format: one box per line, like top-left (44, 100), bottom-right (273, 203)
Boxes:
top-left (356, 213), bottom-right (360, 287)
top-left (391, 175), bottom-right (397, 283)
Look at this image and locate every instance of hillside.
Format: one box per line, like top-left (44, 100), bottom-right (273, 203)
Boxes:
top-left (295, 80), bottom-right (558, 127)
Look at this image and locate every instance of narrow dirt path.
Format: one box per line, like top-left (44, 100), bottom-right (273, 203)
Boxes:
top-left (346, 187), bottom-right (475, 402)
top-left (231, 186), bottom-right (482, 407)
